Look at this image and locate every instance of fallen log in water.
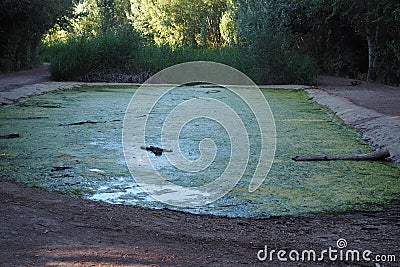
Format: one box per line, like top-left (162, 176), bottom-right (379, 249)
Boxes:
top-left (292, 148), bottom-right (390, 161)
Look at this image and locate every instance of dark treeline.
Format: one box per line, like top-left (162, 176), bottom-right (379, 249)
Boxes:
top-left (0, 0), bottom-right (73, 72)
top-left (1, 0), bottom-right (399, 85)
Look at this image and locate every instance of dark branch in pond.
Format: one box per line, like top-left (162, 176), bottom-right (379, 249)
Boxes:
top-left (60, 120), bottom-right (106, 126)
top-left (206, 89), bottom-right (221, 94)
top-left (292, 148), bottom-right (390, 161)
top-left (51, 166), bottom-right (73, 172)
top-left (140, 146), bottom-right (173, 156)
top-left (0, 134), bottom-right (20, 139)
top-left (60, 120), bottom-right (121, 126)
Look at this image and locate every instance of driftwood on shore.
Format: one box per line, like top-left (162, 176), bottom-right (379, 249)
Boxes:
top-left (292, 148), bottom-right (390, 162)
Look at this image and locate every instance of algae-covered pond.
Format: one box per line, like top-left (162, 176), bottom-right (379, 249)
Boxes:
top-left (1, 86), bottom-right (399, 217)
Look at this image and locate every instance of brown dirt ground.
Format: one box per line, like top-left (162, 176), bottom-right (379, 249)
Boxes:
top-left (315, 76), bottom-right (400, 118)
top-left (1, 67), bottom-right (399, 266)
top-left (0, 64), bottom-right (51, 92)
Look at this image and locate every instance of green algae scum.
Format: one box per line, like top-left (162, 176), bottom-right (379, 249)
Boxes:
top-left (1, 86), bottom-right (399, 217)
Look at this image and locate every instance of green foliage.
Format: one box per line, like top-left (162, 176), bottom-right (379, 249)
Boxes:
top-left (43, 0), bottom-right (318, 84)
top-left (278, 0), bottom-right (400, 83)
top-left (220, 0), bottom-right (239, 46)
top-left (42, 0), bottom-right (260, 81)
top-left (47, 28), bottom-right (141, 80)
top-left (128, 0), bottom-right (228, 47)
top-left (235, 0), bottom-right (318, 84)
top-left (379, 40), bottom-right (400, 84)
top-left (45, 31), bottom-right (262, 82)
top-left (235, 0), bottom-right (400, 84)
top-left (42, 0), bottom-right (400, 84)
top-left (136, 45), bottom-right (255, 77)
top-left (0, 0), bottom-right (73, 72)
top-left (43, 0), bottom-right (132, 41)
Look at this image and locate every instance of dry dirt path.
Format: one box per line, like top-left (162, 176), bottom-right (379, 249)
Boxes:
top-left (0, 64), bottom-right (51, 92)
top-left (315, 75), bottom-right (400, 117)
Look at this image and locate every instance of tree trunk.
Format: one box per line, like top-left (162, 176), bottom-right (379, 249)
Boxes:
top-left (366, 1), bottom-right (378, 81)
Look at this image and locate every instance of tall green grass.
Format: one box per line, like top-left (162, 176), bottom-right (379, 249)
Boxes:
top-left (43, 29), bottom-right (316, 84)
top-left (44, 29), bottom-right (141, 81)
top-left (135, 45), bottom-right (256, 78)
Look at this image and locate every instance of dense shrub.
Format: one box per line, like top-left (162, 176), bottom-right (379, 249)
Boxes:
top-left (44, 29), bottom-right (315, 84)
top-left (42, 0), bottom-right (318, 85)
top-left (47, 29), bottom-right (141, 80)
top-left (44, 30), bottom-right (265, 83)
top-left (236, 1), bottom-right (318, 84)
top-left (135, 45), bottom-right (256, 78)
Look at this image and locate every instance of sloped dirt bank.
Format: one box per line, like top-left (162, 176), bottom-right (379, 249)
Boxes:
top-left (311, 76), bottom-right (400, 163)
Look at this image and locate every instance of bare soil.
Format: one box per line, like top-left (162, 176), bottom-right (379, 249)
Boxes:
top-left (315, 75), bottom-right (400, 117)
top-left (1, 67), bottom-right (399, 266)
top-left (1, 178), bottom-right (399, 266)
top-left (0, 64), bottom-right (51, 92)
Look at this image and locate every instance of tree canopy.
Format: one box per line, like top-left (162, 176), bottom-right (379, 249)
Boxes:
top-left (1, 0), bottom-right (399, 84)
top-left (0, 0), bottom-right (73, 71)
top-left (235, 0), bottom-right (400, 83)
top-left (127, 0), bottom-right (229, 47)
